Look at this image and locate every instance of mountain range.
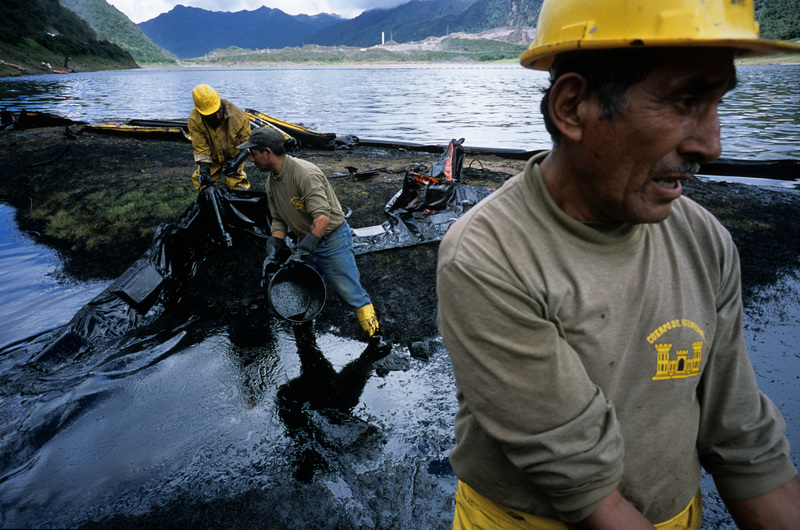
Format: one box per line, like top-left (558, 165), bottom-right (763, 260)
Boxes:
top-left (140, 0), bottom-right (544, 59)
top-left (138, 5), bottom-right (343, 59)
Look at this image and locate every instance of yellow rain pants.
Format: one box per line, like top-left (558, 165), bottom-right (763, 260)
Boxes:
top-left (453, 481), bottom-right (701, 530)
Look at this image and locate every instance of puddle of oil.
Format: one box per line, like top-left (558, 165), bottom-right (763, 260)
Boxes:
top-left (701, 270), bottom-right (800, 529)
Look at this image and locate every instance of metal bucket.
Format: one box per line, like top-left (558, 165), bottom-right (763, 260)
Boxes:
top-left (268, 262), bottom-right (327, 323)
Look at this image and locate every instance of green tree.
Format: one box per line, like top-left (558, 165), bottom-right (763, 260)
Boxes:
top-left (758, 0), bottom-right (800, 41)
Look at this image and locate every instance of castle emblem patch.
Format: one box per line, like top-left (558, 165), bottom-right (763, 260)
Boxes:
top-left (648, 319), bottom-right (706, 381)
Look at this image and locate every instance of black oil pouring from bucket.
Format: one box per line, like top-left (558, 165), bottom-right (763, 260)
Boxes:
top-left (268, 262), bottom-right (327, 323)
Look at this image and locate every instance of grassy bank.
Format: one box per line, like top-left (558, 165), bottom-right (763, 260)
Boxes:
top-left (736, 52), bottom-right (800, 65)
top-left (0, 127), bottom-right (519, 284)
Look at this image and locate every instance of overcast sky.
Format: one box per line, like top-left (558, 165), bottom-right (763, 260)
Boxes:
top-left (106, 0), bottom-right (411, 24)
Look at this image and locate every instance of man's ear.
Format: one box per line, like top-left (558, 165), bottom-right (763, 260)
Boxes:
top-left (548, 73), bottom-right (592, 142)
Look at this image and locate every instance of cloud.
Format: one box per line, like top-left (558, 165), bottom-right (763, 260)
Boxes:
top-left (108, 0), bottom-right (413, 24)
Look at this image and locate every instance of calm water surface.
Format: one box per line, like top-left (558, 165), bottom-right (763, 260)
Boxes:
top-left (0, 203), bottom-right (106, 348)
top-left (1, 64), bottom-right (799, 158)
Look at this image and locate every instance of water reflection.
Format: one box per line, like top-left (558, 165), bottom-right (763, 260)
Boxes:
top-left (0, 203), bottom-right (106, 348)
top-left (278, 323), bottom-right (391, 482)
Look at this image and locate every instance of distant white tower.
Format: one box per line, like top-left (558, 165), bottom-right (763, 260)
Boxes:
top-left (382, 32), bottom-right (385, 45)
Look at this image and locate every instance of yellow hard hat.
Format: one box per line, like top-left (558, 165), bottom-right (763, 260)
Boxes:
top-left (192, 84), bottom-right (221, 115)
top-left (521, 0), bottom-right (800, 70)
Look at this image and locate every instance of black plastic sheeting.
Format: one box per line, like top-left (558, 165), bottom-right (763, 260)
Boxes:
top-left (353, 138), bottom-right (496, 255)
top-left (15, 188), bottom-right (271, 364)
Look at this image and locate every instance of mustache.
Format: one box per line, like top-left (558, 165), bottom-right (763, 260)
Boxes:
top-left (670, 162), bottom-right (702, 175)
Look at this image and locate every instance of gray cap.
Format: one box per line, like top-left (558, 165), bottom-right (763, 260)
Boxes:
top-left (237, 126), bottom-right (285, 151)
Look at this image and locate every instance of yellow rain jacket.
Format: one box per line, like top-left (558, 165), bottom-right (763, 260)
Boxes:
top-left (188, 99), bottom-right (251, 190)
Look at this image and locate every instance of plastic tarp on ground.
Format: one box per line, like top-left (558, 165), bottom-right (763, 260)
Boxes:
top-left (18, 188), bottom-right (271, 363)
top-left (352, 138), bottom-right (496, 255)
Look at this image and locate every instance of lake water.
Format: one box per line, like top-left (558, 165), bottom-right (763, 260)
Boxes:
top-left (1, 65), bottom-right (799, 528)
top-left (1, 64), bottom-right (799, 160)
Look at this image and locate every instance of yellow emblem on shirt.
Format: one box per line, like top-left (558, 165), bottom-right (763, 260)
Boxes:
top-left (291, 196), bottom-right (304, 210)
top-left (648, 319), bottom-right (706, 381)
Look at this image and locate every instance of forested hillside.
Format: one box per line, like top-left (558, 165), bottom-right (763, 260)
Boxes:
top-left (304, 0), bottom-right (796, 48)
top-left (59, 0), bottom-right (176, 65)
top-left (760, 0), bottom-right (800, 40)
top-left (450, 0), bottom-right (542, 33)
top-left (0, 0), bottom-right (137, 76)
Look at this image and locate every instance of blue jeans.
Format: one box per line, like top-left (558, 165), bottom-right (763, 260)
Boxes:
top-left (306, 221), bottom-right (371, 310)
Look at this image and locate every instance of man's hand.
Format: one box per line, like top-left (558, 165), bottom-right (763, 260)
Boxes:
top-left (262, 236), bottom-right (289, 282)
top-left (223, 149), bottom-right (249, 176)
top-left (568, 488), bottom-right (655, 530)
top-left (290, 233), bottom-right (320, 262)
top-left (198, 162), bottom-right (212, 189)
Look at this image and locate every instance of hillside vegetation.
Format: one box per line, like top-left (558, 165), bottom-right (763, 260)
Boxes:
top-left (449, 0), bottom-right (543, 33)
top-left (2, 0), bottom-right (797, 76)
top-left (59, 0), bottom-right (176, 65)
top-left (760, 0), bottom-right (800, 41)
top-left (0, 0), bottom-right (137, 76)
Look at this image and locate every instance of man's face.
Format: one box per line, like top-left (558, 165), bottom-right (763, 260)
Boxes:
top-left (249, 148), bottom-right (270, 171)
top-left (571, 49), bottom-right (736, 224)
top-left (201, 109), bottom-right (223, 128)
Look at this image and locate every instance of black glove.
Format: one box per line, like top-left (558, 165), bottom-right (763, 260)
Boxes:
top-left (262, 236), bottom-right (289, 281)
top-left (290, 233), bottom-right (320, 263)
top-left (198, 162), bottom-right (212, 189)
top-left (223, 149), bottom-right (250, 176)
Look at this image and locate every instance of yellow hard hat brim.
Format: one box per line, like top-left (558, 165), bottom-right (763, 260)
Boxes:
top-left (521, 38), bottom-right (800, 70)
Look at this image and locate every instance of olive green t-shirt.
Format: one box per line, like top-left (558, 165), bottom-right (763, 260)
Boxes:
top-left (265, 155), bottom-right (345, 238)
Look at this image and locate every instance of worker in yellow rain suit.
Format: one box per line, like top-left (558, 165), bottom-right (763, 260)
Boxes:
top-left (188, 84), bottom-right (251, 190)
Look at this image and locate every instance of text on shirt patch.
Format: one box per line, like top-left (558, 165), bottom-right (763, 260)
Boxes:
top-left (648, 319), bottom-right (706, 381)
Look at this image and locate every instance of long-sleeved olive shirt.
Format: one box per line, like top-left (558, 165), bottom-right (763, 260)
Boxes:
top-left (437, 153), bottom-right (796, 524)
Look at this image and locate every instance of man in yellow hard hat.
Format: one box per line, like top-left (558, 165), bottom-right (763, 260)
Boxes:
top-left (437, 1), bottom-right (800, 529)
top-left (188, 84), bottom-right (251, 190)
top-left (238, 126), bottom-right (384, 342)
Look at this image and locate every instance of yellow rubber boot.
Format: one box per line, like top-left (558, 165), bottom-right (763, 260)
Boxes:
top-left (355, 303), bottom-right (380, 337)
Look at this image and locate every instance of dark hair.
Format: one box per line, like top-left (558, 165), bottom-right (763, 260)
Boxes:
top-left (540, 49), bottom-right (662, 145)
top-left (258, 143), bottom-right (286, 157)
